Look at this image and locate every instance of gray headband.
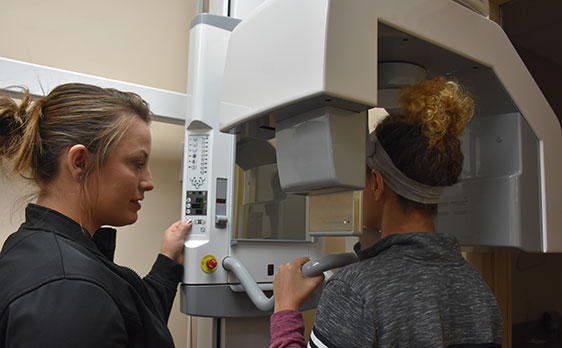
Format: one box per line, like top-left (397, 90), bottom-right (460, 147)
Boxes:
top-left (366, 132), bottom-right (444, 204)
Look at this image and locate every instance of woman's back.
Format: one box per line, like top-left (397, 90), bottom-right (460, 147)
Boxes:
top-left (312, 232), bottom-right (503, 348)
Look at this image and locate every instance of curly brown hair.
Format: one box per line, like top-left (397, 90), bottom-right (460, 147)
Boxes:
top-left (375, 76), bottom-right (474, 215)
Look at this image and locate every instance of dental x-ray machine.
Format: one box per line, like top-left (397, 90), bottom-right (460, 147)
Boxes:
top-left (178, 0), bottom-right (562, 346)
top-left (2, 0), bottom-right (561, 346)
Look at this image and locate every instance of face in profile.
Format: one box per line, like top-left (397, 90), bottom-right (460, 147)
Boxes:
top-left (87, 116), bottom-right (154, 229)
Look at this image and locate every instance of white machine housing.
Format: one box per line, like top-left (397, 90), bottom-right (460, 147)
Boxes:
top-left (218, 0), bottom-right (562, 252)
top-left (179, 14), bottom-right (325, 318)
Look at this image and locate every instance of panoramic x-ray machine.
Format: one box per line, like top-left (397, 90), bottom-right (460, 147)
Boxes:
top-left (1, 0), bottom-right (562, 346)
top-left (178, 0), bottom-right (562, 346)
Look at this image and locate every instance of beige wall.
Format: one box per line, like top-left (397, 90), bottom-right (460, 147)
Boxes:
top-left (0, 1), bottom-right (196, 347)
top-left (1, 0), bottom-right (192, 92)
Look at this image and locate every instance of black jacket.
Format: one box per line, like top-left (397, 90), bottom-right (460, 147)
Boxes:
top-left (0, 204), bottom-right (183, 348)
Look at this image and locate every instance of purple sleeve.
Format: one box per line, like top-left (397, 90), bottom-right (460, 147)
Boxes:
top-left (269, 310), bottom-right (307, 348)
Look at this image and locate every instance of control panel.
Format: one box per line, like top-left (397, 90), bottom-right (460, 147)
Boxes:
top-left (187, 134), bottom-right (209, 189)
top-left (186, 134), bottom-right (210, 235)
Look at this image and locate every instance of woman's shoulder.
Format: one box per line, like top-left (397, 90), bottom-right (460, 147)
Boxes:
top-left (1, 226), bottom-right (126, 300)
top-left (1, 227), bottom-right (60, 264)
top-left (0, 226), bottom-right (141, 322)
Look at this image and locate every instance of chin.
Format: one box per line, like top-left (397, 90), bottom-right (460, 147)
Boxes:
top-left (124, 215), bottom-right (139, 225)
top-left (111, 214), bottom-right (138, 227)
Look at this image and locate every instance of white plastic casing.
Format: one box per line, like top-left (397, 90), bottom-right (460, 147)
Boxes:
top-left (219, 0), bottom-right (377, 131)
top-left (218, 0), bottom-right (562, 251)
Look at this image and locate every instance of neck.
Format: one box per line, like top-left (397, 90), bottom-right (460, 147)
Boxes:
top-left (380, 196), bottom-right (434, 239)
top-left (36, 184), bottom-right (97, 236)
top-left (359, 226), bottom-right (382, 250)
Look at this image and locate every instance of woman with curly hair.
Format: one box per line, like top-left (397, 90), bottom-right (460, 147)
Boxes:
top-left (270, 77), bottom-right (503, 348)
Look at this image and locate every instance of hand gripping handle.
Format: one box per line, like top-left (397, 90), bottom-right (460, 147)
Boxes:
top-left (222, 252), bottom-right (358, 312)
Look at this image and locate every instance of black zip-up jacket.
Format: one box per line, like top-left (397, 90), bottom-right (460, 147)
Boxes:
top-left (0, 204), bottom-right (183, 348)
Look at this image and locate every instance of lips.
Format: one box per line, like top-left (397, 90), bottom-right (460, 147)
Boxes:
top-left (130, 199), bottom-right (142, 210)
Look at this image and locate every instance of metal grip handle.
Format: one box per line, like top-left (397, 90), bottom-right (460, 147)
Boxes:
top-left (222, 257), bottom-right (275, 311)
top-left (222, 253), bottom-right (358, 312)
top-left (301, 252), bottom-right (358, 277)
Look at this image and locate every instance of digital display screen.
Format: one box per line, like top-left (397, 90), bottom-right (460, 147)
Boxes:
top-left (186, 191), bottom-right (208, 216)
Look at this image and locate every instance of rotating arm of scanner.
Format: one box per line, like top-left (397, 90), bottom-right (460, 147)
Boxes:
top-left (222, 252), bottom-right (358, 312)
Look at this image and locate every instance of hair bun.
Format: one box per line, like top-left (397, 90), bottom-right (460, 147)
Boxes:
top-left (398, 76), bottom-right (474, 149)
top-left (0, 92), bottom-right (31, 157)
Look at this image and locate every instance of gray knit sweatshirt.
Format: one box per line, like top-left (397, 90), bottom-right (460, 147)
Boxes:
top-left (309, 232), bottom-right (503, 348)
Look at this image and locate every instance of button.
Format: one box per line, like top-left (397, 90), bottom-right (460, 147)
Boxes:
top-left (201, 255), bottom-right (218, 273)
top-left (206, 258), bottom-right (217, 270)
top-left (200, 226), bottom-right (206, 233)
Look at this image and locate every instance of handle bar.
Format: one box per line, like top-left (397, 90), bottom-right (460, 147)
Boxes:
top-left (222, 252), bottom-right (358, 312)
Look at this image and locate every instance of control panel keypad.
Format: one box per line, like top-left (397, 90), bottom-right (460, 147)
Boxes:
top-left (187, 135), bottom-right (209, 189)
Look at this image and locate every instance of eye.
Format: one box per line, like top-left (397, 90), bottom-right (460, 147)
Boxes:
top-left (135, 160), bottom-right (145, 169)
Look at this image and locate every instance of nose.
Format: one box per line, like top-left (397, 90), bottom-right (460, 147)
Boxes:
top-left (141, 167), bottom-right (155, 192)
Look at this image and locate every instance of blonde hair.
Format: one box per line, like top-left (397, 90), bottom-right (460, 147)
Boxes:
top-left (0, 83), bottom-right (152, 189)
top-left (398, 76), bottom-right (474, 150)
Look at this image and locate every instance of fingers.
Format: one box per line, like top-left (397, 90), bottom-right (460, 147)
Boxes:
top-left (273, 256), bottom-right (325, 313)
top-left (160, 219), bottom-right (192, 264)
top-left (279, 257), bottom-right (310, 272)
top-left (178, 219), bottom-right (193, 235)
top-left (293, 256), bottom-right (311, 266)
top-left (168, 219), bottom-right (192, 236)
top-left (311, 272), bottom-right (325, 285)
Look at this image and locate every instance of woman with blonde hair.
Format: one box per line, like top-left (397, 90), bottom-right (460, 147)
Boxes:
top-left (270, 77), bottom-right (503, 348)
top-left (0, 83), bottom-right (191, 347)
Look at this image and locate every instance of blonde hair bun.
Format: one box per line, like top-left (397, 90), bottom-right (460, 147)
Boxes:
top-left (0, 91), bottom-right (32, 158)
top-left (398, 76), bottom-right (474, 149)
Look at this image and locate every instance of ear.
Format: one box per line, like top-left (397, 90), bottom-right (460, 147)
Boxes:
top-left (67, 144), bottom-right (90, 183)
top-left (371, 169), bottom-right (385, 200)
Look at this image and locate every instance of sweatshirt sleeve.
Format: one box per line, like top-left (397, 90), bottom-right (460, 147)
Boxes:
top-left (142, 254), bottom-right (183, 323)
top-left (0, 279), bottom-right (128, 348)
top-left (269, 310), bottom-right (307, 348)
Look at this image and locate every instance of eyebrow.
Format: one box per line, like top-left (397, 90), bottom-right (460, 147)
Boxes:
top-left (131, 150), bottom-right (149, 159)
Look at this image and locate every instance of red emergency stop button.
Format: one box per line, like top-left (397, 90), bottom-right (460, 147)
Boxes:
top-left (201, 255), bottom-right (218, 273)
top-left (206, 258), bottom-right (217, 270)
